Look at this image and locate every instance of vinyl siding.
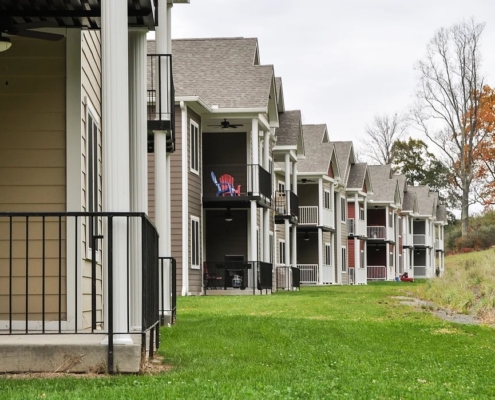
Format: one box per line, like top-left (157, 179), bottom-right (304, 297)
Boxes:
top-left (0, 36), bottom-right (66, 321)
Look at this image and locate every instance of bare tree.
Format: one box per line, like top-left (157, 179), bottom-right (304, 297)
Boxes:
top-left (360, 113), bottom-right (406, 165)
top-left (411, 19), bottom-right (486, 236)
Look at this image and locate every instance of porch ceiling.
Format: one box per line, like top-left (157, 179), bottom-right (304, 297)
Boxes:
top-left (0, 0), bottom-right (156, 30)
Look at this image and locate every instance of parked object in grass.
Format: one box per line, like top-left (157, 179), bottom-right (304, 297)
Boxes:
top-left (400, 272), bottom-right (414, 282)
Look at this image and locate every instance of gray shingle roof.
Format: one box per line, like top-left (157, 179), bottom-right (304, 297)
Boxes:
top-left (402, 190), bottom-right (416, 211)
top-left (347, 163), bottom-right (367, 190)
top-left (331, 141), bottom-right (353, 185)
top-left (436, 204), bottom-right (447, 223)
top-left (276, 110), bottom-right (301, 147)
top-left (275, 77), bottom-right (282, 103)
top-left (367, 165), bottom-right (397, 202)
top-left (407, 186), bottom-right (435, 216)
top-left (148, 38), bottom-right (274, 110)
top-left (298, 125), bottom-right (333, 173)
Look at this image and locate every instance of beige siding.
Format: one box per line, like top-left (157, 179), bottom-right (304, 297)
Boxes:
top-left (80, 31), bottom-right (103, 327)
top-left (0, 37), bottom-right (67, 321)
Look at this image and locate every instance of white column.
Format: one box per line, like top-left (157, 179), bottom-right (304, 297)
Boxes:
top-left (335, 190), bottom-right (342, 284)
top-left (155, 1), bottom-right (172, 308)
top-left (354, 194), bottom-right (359, 269)
top-left (128, 28), bottom-right (148, 330)
top-left (250, 200), bottom-right (258, 285)
top-left (180, 103), bottom-right (189, 295)
top-left (290, 158), bottom-right (297, 276)
top-left (102, 0), bottom-right (132, 344)
top-left (251, 119), bottom-right (259, 195)
top-left (262, 131), bottom-right (270, 263)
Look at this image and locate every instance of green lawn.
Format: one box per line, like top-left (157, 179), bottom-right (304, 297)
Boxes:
top-left (2, 283), bottom-right (495, 399)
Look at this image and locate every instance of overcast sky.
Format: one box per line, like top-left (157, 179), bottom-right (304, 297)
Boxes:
top-left (170, 0), bottom-right (495, 150)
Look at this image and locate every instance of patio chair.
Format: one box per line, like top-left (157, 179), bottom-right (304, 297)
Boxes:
top-left (219, 174), bottom-right (241, 196)
top-left (211, 171), bottom-right (231, 196)
top-left (204, 265), bottom-right (222, 289)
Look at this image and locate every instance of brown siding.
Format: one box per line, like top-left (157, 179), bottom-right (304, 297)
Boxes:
top-left (348, 202), bottom-right (355, 219)
top-left (348, 239), bottom-right (355, 268)
top-left (187, 109), bottom-right (202, 295)
top-left (0, 37), bottom-right (67, 321)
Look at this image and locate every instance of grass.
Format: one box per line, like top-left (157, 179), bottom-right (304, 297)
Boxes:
top-left (415, 249), bottom-right (495, 323)
top-left (2, 283), bottom-right (495, 399)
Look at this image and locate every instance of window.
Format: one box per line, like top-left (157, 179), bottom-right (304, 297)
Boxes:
top-left (340, 197), bottom-right (346, 222)
top-left (190, 121), bottom-right (199, 174)
top-left (191, 216), bottom-right (200, 269)
top-left (324, 190), bottom-right (331, 209)
top-left (398, 217), bottom-right (402, 236)
top-left (325, 243), bottom-right (332, 265)
top-left (389, 252), bottom-right (394, 267)
top-left (360, 250), bottom-right (365, 269)
top-left (388, 212), bottom-right (393, 228)
top-left (86, 100), bottom-right (100, 260)
top-left (278, 181), bottom-right (285, 192)
top-left (279, 240), bottom-right (286, 265)
top-left (341, 247), bottom-right (347, 272)
top-left (359, 207), bottom-right (365, 220)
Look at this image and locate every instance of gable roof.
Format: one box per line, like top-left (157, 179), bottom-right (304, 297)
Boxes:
top-left (436, 204), bottom-right (448, 224)
top-left (402, 190), bottom-right (417, 212)
top-left (331, 141), bottom-right (354, 185)
top-left (276, 110), bottom-right (302, 147)
top-left (298, 124), bottom-right (334, 174)
top-left (407, 186), bottom-right (436, 216)
top-left (347, 163), bottom-right (367, 190)
top-left (367, 165), bottom-right (400, 204)
top-left (149, 38), bottom-right (275, 110)
top-left (275, 77), bottom-right (285, 112)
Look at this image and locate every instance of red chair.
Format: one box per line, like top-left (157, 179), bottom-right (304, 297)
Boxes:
top-left (204, 265), bottom-right (222, 289)
top-left (219, 174), bottom-right (241, 196)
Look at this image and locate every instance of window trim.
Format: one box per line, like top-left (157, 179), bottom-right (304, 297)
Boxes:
top-left (279, 239), bottom-right (286, 265)
top-left (324, 189), bottom-right (331, 210)
top-left (190, 120), bottom-right (200, 175)
top-left (85, 98), bottom-right (101, 262)
top-left (341, 246), bottom-right (347, 272)
top-left (340, 197), bottom-right (346, 222)
top-left (191, 216), bottom-right (200, 270)
top-left (324, 242), bottom-right (332, 266)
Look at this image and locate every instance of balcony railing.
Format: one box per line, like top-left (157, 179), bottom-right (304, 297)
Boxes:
top-left (413, 234), bottom-right (426, 245)
top-left (0, 212), bottom-right (160, 373)
top-left (275, 190), bottom-right (299, 221)
top-left (367, 226), bottom-right (386, 239)
top-left (414, 266), bottom-right (427, 277)
top-left (147, 54), bottom-right (175, 152)
top-left (299, 206), bottom-right (318, 225)
top-left (203, 261), bottom-right (272, 294)
top-left (204, 164), bottom-right (272, 202)
top-left (367, 265), bottom-right (386, 281)
top-left (275, 266), bottom-right (300, 291)
top-left (298, 264), bottom-right (318, 284)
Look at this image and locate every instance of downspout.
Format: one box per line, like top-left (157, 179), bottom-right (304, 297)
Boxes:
top-left (181, 101), bottom-right (189, 296)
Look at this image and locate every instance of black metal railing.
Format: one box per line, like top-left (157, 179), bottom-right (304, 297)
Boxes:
top-left (159, 257), bottom-right (177, 326)
top-left (205, 164), bottom-right (272, 202)
top-left (147, 54), bottom-right (175, 153)
top-left (275, 266), bottom-right (300, 291)
top-left (274, 190), bottom-right (299, 220)
top-left (0, 212), bottom-right (160, 373)
top-left (203, 261), bottom-right (272, 294)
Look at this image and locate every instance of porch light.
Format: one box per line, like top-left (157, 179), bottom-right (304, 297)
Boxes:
top-left (0, 36), bottom-right (12, 52)
top-left (224, 209), bottom-right (233, 222)
top-left (304, 232), bottom-right (309, 241)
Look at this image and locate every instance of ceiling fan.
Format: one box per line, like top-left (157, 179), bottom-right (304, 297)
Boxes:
top-left (208, 119), bottom-right (244, 129)
top-left (300, 178), bottom-right (315, 184)
top-left (0, 16), bottom-right (64, 51)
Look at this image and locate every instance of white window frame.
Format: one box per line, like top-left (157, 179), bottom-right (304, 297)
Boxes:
top-left (190, 120), bottom-right (200, 175)
top-left (341, 246), bottom-right (347, 272)
top-left (340, 197), bottom-right (346, 222)
top-left (359, 207), bottom-right (365, 220)
top-left (324, 242), bottom-right (332, 266)
top-left (389, 251), bottom-right (394, 267)
top-left (85, 98), bottom-right (101, 262)
top-left (324, 190), bottom-right (331, 210)
top-left (279, 239), bottom-right (286, 265)
top-left (191, 216), bottom-right (200, 269)
top-left (360, 250), bottom-right (365, 269)
top-left (278, 180), bottom-right (285, 192)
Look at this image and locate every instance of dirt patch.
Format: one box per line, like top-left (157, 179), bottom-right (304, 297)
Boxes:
top-left (391, 296), bottom-right (481, 325)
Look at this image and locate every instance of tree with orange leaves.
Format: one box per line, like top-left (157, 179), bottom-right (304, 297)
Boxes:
top-left (470, 86), bottom-right (495, 206)
top-left (412, 19), bottom-right (487, 236)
